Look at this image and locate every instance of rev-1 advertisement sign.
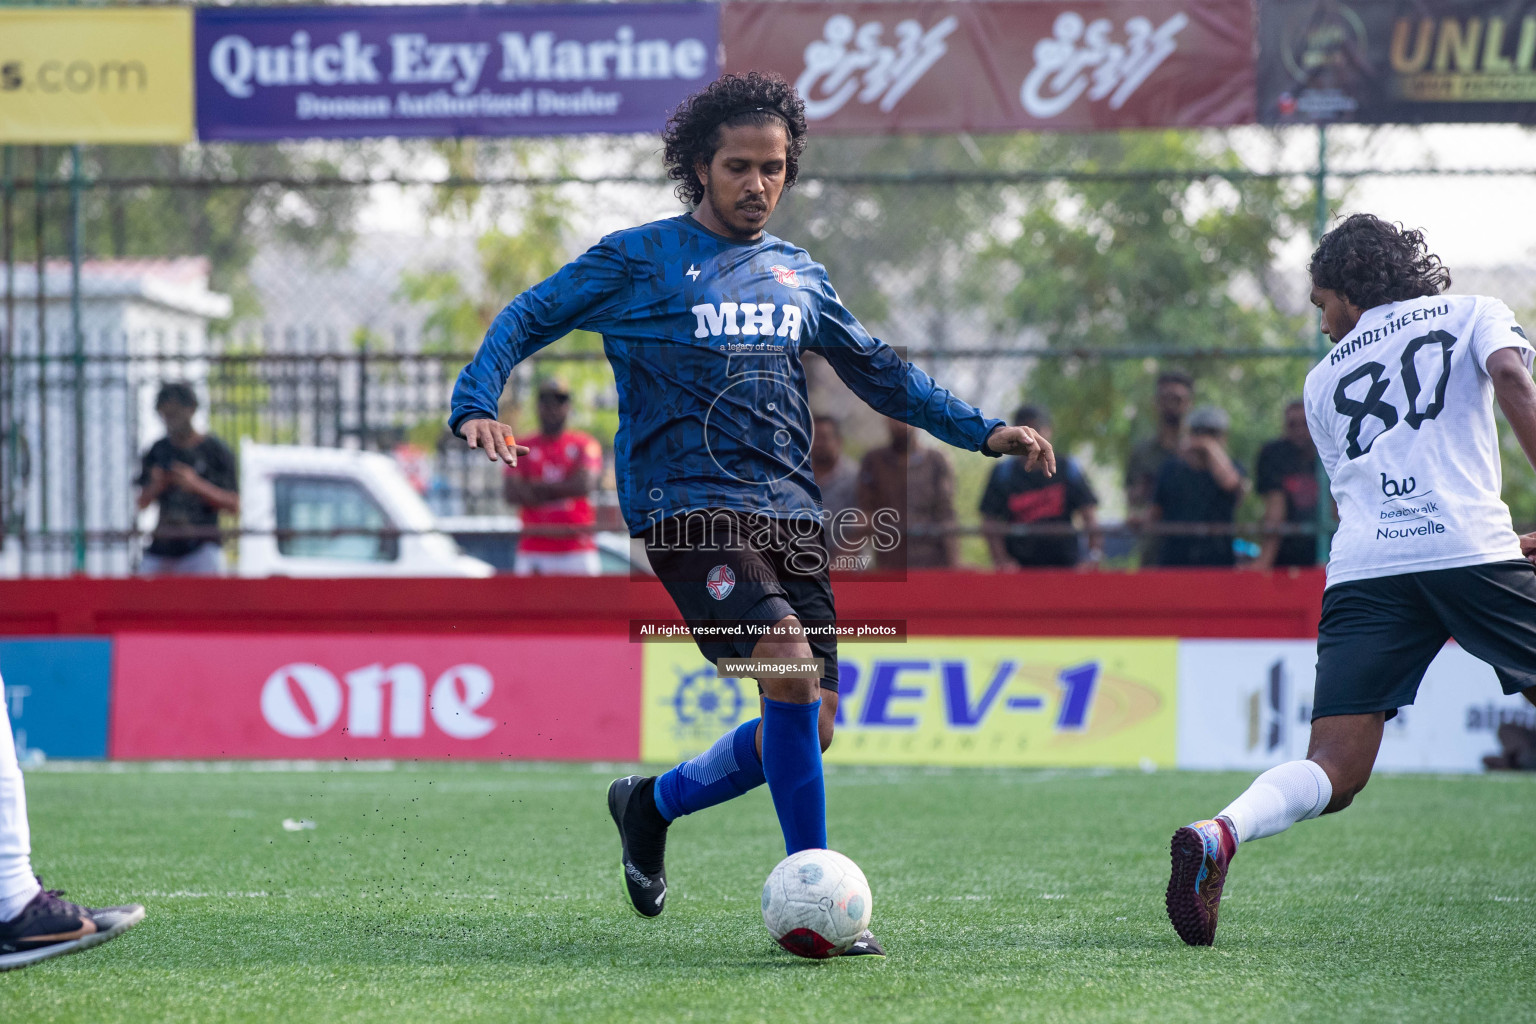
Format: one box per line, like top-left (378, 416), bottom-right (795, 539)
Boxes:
top-left (643, 637), bottom-right (1180, 767)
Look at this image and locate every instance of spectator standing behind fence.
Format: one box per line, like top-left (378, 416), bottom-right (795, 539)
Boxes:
top-left (1125, 371), bottom-right (1194, 564)
top-left (1253, 399), bottom-right (1322, 571)
top-left (858, 417), bottom-right (958, 570)
top-left (135, 382), bottom-right (239, 575)
top-left (811, 414), bottom-right (867, 568)
top-left (1151, 405), bottom-right (1248, 567)
top-left (980, 405), bottom-right (1102, 570)
top-left (503, 376), bottom-right (604, 576)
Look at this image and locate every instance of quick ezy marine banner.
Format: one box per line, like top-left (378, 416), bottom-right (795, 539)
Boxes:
top-left (1259, 0), bottom-right (1536, 123)
top-left (195, 3), bottom-right (719, 141)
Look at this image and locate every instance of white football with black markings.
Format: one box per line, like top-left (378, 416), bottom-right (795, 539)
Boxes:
top-left (761, 848), bottom-right (872, 958)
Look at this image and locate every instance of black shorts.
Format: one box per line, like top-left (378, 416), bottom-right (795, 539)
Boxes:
top-left (1314, 559), bottom-right (1536, 721)
top-left (643, 509), bottom-right (840, 691)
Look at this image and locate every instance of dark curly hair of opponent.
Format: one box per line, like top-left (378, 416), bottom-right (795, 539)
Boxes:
top-left (662, 72), bottom-right (808, 208)
top-left (1308, 213), bottom-right (1452, 310)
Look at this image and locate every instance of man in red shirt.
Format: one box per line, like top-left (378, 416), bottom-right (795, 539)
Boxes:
top-left (504, 377), bottom-right (604, 576)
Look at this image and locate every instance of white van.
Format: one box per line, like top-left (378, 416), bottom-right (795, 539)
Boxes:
top-left (239, 442), bottom-right (494, 578)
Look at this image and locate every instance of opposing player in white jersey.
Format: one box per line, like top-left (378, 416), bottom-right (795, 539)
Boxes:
top-left (1164, 213), bottom-right (1536, 946)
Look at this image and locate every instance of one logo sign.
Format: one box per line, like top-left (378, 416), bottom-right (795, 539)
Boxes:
top-left (686, 264), bottom-right (701, 281)
top-left (770, 264), bottom-right (799, 286)
top-left (259, 661), bottom-right (497, 740)
top-left (705, 563), bottom-right (736, 600)
top-left (1020, 11), bottom-right (1188, 119)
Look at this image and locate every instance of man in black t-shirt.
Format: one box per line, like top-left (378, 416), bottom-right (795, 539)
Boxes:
top-left (1125, 370), bottom-right (1194, 565)
top-left (1253, 399), bottom-right (1321, 570)
top-left (1152, 406), bottom-right (1248, 567)
top-left (135, 382), bottom-right (239, 575)
top-left (981, 406), bottom-right (1101, 568)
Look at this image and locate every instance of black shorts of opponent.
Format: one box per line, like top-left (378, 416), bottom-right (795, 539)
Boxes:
top-left (1314, 559), bottom-right (1536, 721)
top-left (643, 508), bottom-right (839, 691)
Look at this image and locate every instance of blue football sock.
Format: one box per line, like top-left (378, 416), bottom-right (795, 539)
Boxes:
top-left (653, 718), bottom-right (764, 822)
top-left (761, 697), bottom-right (827, 854)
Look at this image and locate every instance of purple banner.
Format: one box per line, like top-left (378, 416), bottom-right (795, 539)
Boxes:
top-left (195, 4), bottom-right (719, 141)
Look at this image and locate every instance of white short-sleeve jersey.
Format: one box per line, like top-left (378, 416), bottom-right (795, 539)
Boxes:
top-left (1303, 293), bottom-right (1533, 587)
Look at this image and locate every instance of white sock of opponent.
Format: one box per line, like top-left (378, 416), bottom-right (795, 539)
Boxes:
top-left (1218, 759), bottom-right (1333, 844)
top-left (0, 675), bottom-right (41, 921)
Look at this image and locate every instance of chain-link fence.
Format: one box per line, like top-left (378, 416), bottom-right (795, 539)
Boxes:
top-left (3, 127), bottom-right (1535, 576)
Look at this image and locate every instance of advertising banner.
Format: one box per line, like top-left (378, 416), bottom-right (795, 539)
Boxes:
top-left (111, 633), bottom-right (640, 760)
top-left (643, 638), bottom-right (1179, 767)
top-left (0, 639), bottom-right (112, 760)
top-left (721, 0), bottom-right (1254, 133)
top-left (1259, 0), bottom-right (1536, 123)
top-left (0, 9), bottom-right (193, 144)
top-left (195, 3), bottom-right (718, 141)
top-left (1177, 639), bottom-right (1534, 772)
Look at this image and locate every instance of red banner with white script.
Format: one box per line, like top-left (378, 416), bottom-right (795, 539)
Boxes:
top-left (110, 633), bottom-right (641, 760)
top-left (722, 0), bottom-right (1255, 132)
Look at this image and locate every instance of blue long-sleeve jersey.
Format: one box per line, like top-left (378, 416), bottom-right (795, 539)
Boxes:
top-left (450, 214), bottom-right (1004, 535)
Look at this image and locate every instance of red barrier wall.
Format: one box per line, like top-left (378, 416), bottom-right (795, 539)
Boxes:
top-left (0, 570), bottom-right (1327, 639)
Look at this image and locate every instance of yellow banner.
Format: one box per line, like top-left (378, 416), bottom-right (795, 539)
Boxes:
top-left (0, 9), bottom-right (192, 144)
top-left (642, 637), bottom-right (1178, 768)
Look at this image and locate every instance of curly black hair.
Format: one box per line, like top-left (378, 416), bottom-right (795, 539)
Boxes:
top-left (662, 72), bottom-right (808, 208)
top-left (1308, 213), bottom-right (1451, 309)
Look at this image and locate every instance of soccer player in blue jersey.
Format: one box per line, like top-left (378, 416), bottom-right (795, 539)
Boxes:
top-left (449, 72), bottom-right (1053, 958)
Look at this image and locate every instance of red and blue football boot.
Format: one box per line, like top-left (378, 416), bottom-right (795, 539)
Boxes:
top-left (1166, 816), bottom-right (1237, 946)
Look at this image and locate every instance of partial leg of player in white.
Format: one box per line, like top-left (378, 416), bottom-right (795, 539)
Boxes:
top-left (1169, 686), bottom-right (1535, 947)
top-left (0, 671), bottom-right (145, 971)
top-left (1165, 724), bottom-right (1353, 947)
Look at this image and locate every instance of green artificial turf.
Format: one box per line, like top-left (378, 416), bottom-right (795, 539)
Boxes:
top-left (2, 762), bottom-right (1533, 1023)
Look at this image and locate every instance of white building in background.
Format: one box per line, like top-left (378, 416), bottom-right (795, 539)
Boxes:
top-left (0, 258), bottom-right (231, 577)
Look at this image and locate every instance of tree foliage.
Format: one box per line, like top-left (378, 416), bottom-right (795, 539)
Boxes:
top-left (394, 139), bottom-right (618, 446)
top-left (781, 130), bottom-right (1317, 491)
top-left (3, 143), bottom-right (364, 322)
top-left (974, 131), bottom-right (1314, 476)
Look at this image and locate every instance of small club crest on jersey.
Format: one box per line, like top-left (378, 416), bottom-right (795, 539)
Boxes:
top-left (706, 563), bottom-right (736, 600)
top-left (770, 265), bottom-right (798, 286)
